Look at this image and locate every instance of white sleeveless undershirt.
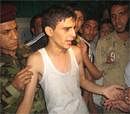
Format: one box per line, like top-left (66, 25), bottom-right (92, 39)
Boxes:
top-left (39, 48), bottom-right (88, 114)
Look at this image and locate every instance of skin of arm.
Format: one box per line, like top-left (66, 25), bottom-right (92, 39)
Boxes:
top-left (16, 52), bottom-right (43, 114)
top-left (73, 46), bottom-right (124, 100)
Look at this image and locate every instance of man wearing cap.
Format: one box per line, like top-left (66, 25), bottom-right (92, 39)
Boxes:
top-left (0, 4), bottom-right (47, 114)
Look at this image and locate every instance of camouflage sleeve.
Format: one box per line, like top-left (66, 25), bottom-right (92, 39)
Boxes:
top-left (1, 77), bottom-right (21, 112)
top-left (31, 85), bottom-right (47, 114)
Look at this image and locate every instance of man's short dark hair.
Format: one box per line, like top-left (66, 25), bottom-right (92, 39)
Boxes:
top-left (110, 1), bottom-right (129, 14)
top-left (42, 5), bottom-right (76, 32)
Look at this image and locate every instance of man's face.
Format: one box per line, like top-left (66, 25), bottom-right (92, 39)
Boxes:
top-left (100, 23), bottom-right (113, 38)
top-left (111, 5), bottom-right (128, 33)
top-left (82, 19), bottom-right (98, 41)
top-left (0, 20), bottom-right (18, 51)
top-left (74, 10), bottom-right (84, 33)
top-left (48, 17), bottom-right (76, 49)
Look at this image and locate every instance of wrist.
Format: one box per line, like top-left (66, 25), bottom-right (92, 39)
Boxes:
top-left (99, 86), bottom-right (106, 96)
top-left (12, 81), bottom-right (21, 91)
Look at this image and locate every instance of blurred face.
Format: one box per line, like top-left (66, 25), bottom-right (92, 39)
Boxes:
top-left (82, 19), bottom-right (98, 41)
top-left (74, 10), bottom-right (84, 33)
top-left (100, 23), bottom-right (113, 38)
top-left (34, 17), bottom-right (42, 36)
top-left (48, 17), bottom-right (76, 49)
top-left (111, 5), bottom-right (128, 33)
top-left (0, 20), bottom-right (18, 51)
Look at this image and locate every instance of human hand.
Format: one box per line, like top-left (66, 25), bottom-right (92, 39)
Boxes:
top-left (12, 66), bottom-right (33, 91)
top-left (124, 88), bottom-right (130, 104)
top-left (78, 40), bottom-right (88, 55)
top-left (102, 85), bottom-right (124, 100)
top-left (104, 99), bottom-right (130, 112)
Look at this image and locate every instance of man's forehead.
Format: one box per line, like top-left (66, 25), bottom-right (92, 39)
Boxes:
top-left (85, 20), bottom-right (98, 27)
top-left (0, 20), bottom-right (16, 30)
top-left (57, 17), bottom-right (75, 27)
top-left (111, 5), bottom-right (128, 13)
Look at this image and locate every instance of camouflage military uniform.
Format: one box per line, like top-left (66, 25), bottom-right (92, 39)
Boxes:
top-left (96, 31), bottom-right (130, 114)
top-left (0, 45), bottom-right (47, 114)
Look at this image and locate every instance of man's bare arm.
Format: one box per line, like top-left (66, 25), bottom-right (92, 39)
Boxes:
top-left (74, 46), bottom-right (124, 100)
top-left (16, 52), bottom-right (42, 114)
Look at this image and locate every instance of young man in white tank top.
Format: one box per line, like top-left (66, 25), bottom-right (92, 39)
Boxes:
top-left (16, 5), bottom-right (124, 114)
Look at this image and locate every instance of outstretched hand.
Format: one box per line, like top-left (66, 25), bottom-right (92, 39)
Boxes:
top-left (104, 99), bottom-right (130, 112)
top-left (102, 85), bottom-right (124, 100)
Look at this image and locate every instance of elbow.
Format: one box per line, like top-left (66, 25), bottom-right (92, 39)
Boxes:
top-left (90, 70), bottom-right (103, 80)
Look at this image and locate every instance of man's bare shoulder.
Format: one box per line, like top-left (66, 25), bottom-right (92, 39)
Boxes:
top-left (71, 45), bottom-right (82, 64)
top-left (71, 45), bottom-right (81, 55)
top-left (28, 51), bottom-right (41, 62)
top-left (27, 51), bottom-right (43, 71)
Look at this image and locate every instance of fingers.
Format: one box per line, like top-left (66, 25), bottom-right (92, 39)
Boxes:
top-left (23, 78), bottom-right (32, 85)
top-left (20, 72), bottom-right (32, 83)
top-left (16, 65), bottom-right (31, 75)
top-left (114, 85), bottom-right (124, 90)
top-left (17, 70), bottom-right (33, 80)
top-left (12, 66), bottom-right (33, 91)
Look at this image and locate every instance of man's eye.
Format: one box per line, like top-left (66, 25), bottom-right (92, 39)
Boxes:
top-left (65, 28), bottom-right (70, 31)
top-left (119, 12), bottom-right (126, 16)
top-left (1, 30), bottom-right (10, 34)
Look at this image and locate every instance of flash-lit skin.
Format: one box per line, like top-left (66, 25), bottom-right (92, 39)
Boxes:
top-left (74, 10), bottom-right (84, 33)
top-left (0, 20), bottom-right (18, 56)
top-left (82, 19), bottom-right (98, 42)
top-left (111, 5), bottom-right (128, 33)
top-left (47, 17), bottom-right (76, 50)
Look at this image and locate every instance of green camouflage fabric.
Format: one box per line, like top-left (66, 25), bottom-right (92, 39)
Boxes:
top-left (96, 31), bottom-right (130, 114)
top-left (0, 45), bottom-right (47, 114)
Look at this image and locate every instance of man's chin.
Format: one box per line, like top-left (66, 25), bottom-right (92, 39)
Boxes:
top-left (9, 46), bottom-right (17, 51)
top-left (116, 28), bottom-right (126, 33)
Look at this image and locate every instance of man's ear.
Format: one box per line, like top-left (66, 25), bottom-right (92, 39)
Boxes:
top-left (45, 26), bottom-right (54, 37)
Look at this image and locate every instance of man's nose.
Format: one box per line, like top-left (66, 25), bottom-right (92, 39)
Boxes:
top-left (72, 28), bottom-right (76, 38)
top-left (10, 29), bottom-right (18, 40)
top-left (115, 16), bottom-right (120, 25)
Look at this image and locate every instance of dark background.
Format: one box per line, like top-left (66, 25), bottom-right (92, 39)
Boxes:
top-left (1, 0), bottom-right (115, 21)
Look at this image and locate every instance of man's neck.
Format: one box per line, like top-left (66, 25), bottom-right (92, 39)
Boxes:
top-left (0, 48), bottom-right (16, 57)
top-left (116, 31), bottom-right (129, 41)
top-left (46, 43), bottom-right (67, 57)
